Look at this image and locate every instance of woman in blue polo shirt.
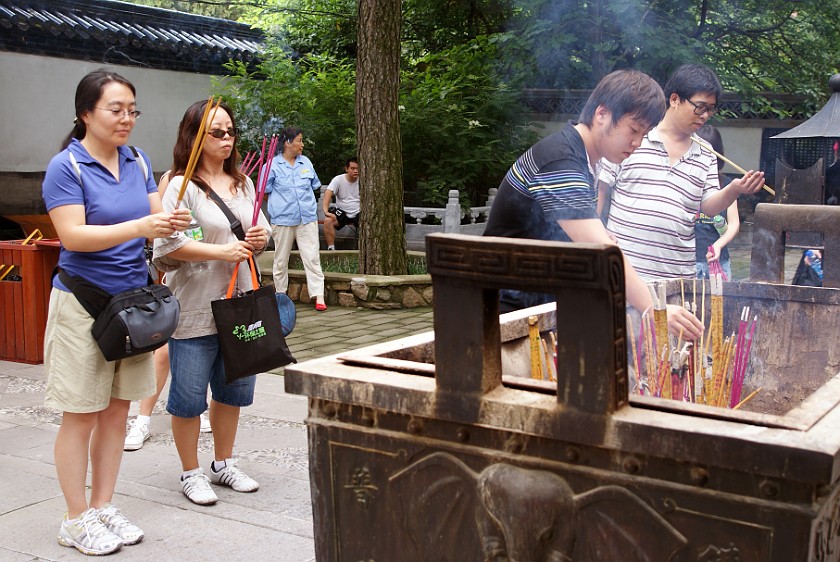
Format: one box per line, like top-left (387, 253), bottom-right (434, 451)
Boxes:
top-left (41, 69), bottom-right (188, 555)
top-left (265, 126), bottom-right (327, 310)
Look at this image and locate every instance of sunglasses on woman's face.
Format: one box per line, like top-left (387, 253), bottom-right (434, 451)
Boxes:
top-left (206, 127), bottom-right (238, 139)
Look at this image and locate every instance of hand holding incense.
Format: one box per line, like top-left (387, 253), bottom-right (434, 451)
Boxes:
top-left (691, 135), bottom-right (775, 196)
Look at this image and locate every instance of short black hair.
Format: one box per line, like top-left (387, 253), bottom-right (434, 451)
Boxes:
top-left (663, 64), bottom-right (722, 103)
top-left (346, 156), bottom-right (358, 167)
top-left (280, 126), bottom-right (303, 145)
top-left (579, 70), bottom-right (665, 129)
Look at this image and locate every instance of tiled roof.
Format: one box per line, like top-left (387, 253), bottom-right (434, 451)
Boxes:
top-left (0, 0), bottom-right (264, 74)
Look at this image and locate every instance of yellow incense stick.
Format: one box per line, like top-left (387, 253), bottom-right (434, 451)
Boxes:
top-left (710, 336), bottom-right (728, 406)
top-left (733, 387), bottom-right (762, 410)
top-left (177, 97), bottom-right (222, 204)
top-left (643, 316), bottom-right (655, 395)
top-left (627, 313), bottom-right (638, 389)
top-left (658, 344), bottom-right (670, 399)
top-left (541, 338), bottom-right (555, 382)
top-left (177, 96), bottom-right (214, 202)
top-left (691, 136), bottom-right (775, 196)
top-left (528, 316), bottom-right (542, 380)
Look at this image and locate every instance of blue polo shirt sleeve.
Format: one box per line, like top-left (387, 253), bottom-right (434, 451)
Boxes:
top-left (43, 149), bottom-right (86, 211)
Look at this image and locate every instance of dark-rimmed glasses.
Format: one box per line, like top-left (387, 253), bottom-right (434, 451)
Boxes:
top-left (684, 98), bottom-right (717, 116)
top-left (97, 107), bottom-right (142, 119)
top-left (207, 128), bottom-right (238, 139)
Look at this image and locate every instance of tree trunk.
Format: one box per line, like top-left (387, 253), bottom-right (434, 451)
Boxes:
top-left (356, 0), bottom-right (407, 275)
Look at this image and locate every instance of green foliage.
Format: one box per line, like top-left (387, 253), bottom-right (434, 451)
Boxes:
top-left (216, 53), bottom-right (357, 181)
top-left (399, 34), bottom-right (539, 206)
top-left (498, 0), bottom-right (839, 110)
top-left (208, 0), bottom-right (838, 205)
top-left (217, 32), bottom-right (538, 206)
top-left (121, 0), bottom-right (247, 20)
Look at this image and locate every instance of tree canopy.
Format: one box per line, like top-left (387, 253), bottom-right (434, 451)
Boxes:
top-left (128, 0), bottom-right (840, 200)
top-left (127, 0), bottom-right (840, 106)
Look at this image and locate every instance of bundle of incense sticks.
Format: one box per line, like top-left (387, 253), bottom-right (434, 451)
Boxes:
top-left (251, 135), bottom-right (278, 227)
top-left (708, 246), bottom-right (728, 281)
top-left (241, 151), bottom-right (262, 176)
top-left (176, 96), bottom-right (222, 206)
top-left (729, 310), bottom-right (757, 407)
top-left (627, 278), bottom-right (760, 409)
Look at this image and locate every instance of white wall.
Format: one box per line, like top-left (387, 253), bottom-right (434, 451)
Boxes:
top-left (0, 52), bottom-right (216, 173)
top-left (716, 125), bottom-right (763, 174)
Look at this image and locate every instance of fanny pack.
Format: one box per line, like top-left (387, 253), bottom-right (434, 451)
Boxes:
top-left (58, 269), bottom-right (180, 361)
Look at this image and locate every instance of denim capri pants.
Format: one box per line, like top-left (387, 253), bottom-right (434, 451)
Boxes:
top-left (167, 334), bottom-right (256, 418)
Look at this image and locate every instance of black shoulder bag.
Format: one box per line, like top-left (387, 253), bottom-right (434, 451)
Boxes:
top-left (60, 147), bottom-right (179, 361)
top-left (58, 270), bottom-right (179, 361)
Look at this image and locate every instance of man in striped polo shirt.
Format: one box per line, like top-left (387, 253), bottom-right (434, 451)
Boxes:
top-left (604, 64), bottom-right (765, 281)
top-left (485, 69), bottom-right (704, 340)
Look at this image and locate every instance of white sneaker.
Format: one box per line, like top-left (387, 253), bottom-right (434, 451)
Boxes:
top-left (209, 458), bottom-right (259, 492)
top-left (124, 419), bottom-right (150, 451)
top-left (97, 503), bottom-right (144, 545)
top-left (199, 412), bottom-right (212, 433)
top-left (181, 471), bottom-right (218, 505)
top-left (58, 507), bottom-right (123, 555)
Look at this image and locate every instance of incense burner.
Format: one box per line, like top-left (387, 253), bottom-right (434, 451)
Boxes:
top-left (285, 204), bottom-right (840, 561)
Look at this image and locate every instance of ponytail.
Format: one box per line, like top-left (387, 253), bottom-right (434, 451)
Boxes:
top-left (61, 120), bottom-right (86, 150)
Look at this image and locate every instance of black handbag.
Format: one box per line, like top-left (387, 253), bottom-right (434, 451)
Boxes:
top-left (58, 269), bottom-right (180, 361)
top-left (211, 256), bottom-right (296, 382)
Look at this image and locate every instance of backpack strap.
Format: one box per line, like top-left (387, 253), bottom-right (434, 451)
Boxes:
top-left (67, 146), bottom-right (149, 188)
top-left (68, 151), bottom-right (83, 186)
top-left (128, 146), bottom-right (149, 182)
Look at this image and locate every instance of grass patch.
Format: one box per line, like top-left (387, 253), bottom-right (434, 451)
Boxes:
top-left (290, 253), bottom-right (427, 275)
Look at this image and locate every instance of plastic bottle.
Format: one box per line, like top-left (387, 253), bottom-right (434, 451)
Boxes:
top-left (184, 212), bottom-right (204, 241)
top-left (805, 249), bottom-right (824, 280)
top-left (713, 214), bottom-right (727, 236)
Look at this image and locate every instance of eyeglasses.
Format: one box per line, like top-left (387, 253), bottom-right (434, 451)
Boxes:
top-left (207, 127), bottom-right (238, 139)
top-left (96, 107), bottom-right (142, 119)
top-left (684, 98), bottom-right (717, 116)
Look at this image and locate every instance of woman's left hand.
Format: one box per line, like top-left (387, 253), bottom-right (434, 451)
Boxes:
top-left (245, 226), bottom-right (269, 250)
top-left (169, 208), bottom-right (192, 232)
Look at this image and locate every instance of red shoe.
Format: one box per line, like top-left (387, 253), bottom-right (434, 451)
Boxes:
top-left (315, 302), bottom-right (327, 311)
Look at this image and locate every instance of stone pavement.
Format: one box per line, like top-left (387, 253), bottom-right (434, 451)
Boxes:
top-left (0, 304), bottom-right (433, 562)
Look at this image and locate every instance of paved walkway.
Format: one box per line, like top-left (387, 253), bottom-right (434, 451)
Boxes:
top-left (0, 304), bottom-right (433, 562)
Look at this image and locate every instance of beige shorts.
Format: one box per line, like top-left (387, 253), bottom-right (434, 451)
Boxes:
top-left (44, 288), bottom-right (155, 413)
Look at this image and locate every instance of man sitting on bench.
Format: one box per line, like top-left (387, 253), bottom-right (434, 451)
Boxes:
top-left (322, 157), bottom-right (360, 250)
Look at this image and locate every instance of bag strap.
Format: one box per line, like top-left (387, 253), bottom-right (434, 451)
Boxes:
top-left (58, 269), bottom-right (112, 318)
top-left (67, 146), bottom-right (148, 188)
top-left (206, 188), bottom-right (247, 241)
top-left (224, 255), bottom-right (260, 299)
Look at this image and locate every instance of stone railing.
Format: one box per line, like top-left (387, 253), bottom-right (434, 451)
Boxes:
top-left (403, 188), bottom-right (496, 251)
top-left (257, 250), bottom-right (433, 309)
top-left (317, 188), bottom-right (496, 251)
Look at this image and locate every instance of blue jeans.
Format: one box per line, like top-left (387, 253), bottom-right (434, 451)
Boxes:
top-left (167, 335), bottom-right (256, 418)
top-left (695, 258), bottom-right (732, 281)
